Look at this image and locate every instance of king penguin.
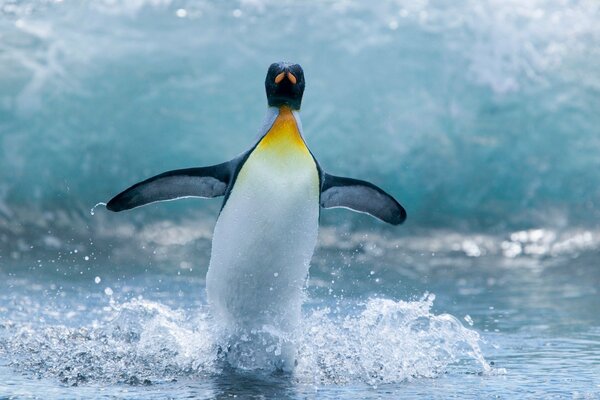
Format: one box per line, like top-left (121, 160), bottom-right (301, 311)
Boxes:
top-left (107, 62), bottom-right (406, 370)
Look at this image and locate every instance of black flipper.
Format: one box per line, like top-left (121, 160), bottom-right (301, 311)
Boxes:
top-left (320, 173), bottom-right (407, 225)
top-left (107, 160), bottom-right (238, 212)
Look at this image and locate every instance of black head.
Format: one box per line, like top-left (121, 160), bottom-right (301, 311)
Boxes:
top-left (265, 62), bottom-right (305, 110)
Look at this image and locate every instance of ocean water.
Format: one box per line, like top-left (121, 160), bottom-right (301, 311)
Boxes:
top-left (1, 0), bottom-right (600, 398)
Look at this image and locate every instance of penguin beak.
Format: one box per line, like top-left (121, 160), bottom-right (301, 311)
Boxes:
top-left (274, 71), bottom-right (297, 85)
top-left (287, 72), bottom-right (297, 84)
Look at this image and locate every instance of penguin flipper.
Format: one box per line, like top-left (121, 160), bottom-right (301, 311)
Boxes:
top-left (107, 161), bottom-right (235, 212)
top-left (320, 173), bottom-right (407, 225)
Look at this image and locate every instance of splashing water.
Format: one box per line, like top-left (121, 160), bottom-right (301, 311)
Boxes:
top-left (89, 202), bottom-right (107, 216)
top-left (0, 294), bottom-right (494, 386)
top-left (296, 294), bottom-right (496, 385)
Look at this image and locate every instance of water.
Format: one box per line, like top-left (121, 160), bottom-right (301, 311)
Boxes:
top-left (1, 0), bottom-right (599, 398)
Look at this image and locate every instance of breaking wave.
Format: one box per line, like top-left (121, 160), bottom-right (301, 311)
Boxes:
top-left (0, 0), bottom-right (599, 234)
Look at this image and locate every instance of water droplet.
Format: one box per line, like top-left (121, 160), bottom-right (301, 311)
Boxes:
top-left (464, 314), bottom-right (474, 326)
top-left (104, 287), bottom-right (113, 296)
top-left (175, 8), bottom-right (187, 18)
top-left (84, 256), bottom-right (89, 261)
top-left (273, 272), bottom-right (279, 277)
top-left (94, 276), bottom-right (101, 284)
top-left (90, 202), bottom-right (107, 216)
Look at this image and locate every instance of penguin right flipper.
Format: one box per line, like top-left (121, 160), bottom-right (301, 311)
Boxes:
top-left (107, 160), bottom-right (237, 212)
top-left (320, 173), bottom-right (407, 225)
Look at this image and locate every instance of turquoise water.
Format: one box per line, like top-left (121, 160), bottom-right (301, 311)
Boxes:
top-left (1, 0), bottom-right (600, 398)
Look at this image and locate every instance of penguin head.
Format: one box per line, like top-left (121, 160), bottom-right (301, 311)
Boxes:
top-left (265, 62), bottom-right (305, 110)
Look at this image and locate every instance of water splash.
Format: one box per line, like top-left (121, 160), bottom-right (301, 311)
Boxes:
top-left (0, 294), bottom-right (497, 386)
top-left (1, 298), bottom-right (218, 386)
top-left (296, 294), bottom-right (494, 385)
top-left (90, 202), bottom-right (107, 216)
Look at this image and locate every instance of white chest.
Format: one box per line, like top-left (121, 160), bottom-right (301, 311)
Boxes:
top-left (205, 108), bottom-right (320, 333)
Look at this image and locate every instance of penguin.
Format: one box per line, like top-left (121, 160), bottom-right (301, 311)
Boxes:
top-left (107, 62), bottom-right (406, 370)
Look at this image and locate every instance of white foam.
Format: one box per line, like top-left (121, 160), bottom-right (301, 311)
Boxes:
top-left (1, 295), bottom-right (496, 385)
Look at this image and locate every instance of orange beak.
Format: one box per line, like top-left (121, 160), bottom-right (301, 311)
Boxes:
top-left (286, 72), bottom-right (297, 84)
top-left (274, 71), bottom-right (297, 85)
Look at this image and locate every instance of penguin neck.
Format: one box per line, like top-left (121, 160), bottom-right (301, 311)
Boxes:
top-left (256, 106), bottom-right (309, 156)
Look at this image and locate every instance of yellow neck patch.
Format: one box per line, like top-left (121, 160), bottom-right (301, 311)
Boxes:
top-left (256, 107), bottom-right (310, 157)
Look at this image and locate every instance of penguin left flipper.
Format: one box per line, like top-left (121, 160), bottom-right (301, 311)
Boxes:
top-left (107, 159), bottom-right (239, 212)
top-left (320, 173), bottom-right (407, 225)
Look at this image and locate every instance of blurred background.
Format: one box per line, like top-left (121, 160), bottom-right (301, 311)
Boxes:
top-left (1, 0), bottom-right (599, 243)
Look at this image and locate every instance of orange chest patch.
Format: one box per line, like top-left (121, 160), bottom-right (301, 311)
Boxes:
top-left (256, 107), bottom-right (310, 157)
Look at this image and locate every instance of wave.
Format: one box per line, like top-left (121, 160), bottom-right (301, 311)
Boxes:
top-left (0, 0), bottom-right (599, 233)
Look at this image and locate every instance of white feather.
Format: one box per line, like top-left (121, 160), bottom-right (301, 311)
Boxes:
top-left (205, 110), bottom-right (319, 369)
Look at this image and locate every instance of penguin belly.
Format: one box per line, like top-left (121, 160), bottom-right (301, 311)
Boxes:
top-left (206, 110), bottom-right (320, 340)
